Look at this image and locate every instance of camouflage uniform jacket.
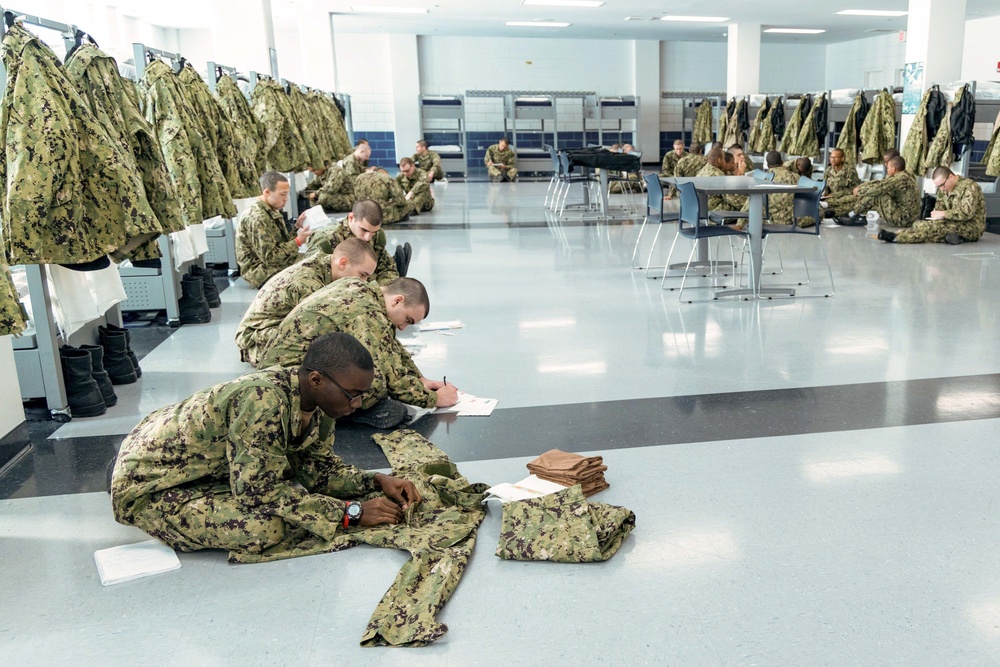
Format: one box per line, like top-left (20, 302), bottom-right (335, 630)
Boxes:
top-left (779, 99), bottom-right (806, 154)
top-left (111, 367), bottom-right (379, 550)
top-left (235, 429), bottom-right (490, 648)
top-left (660, 150), bottom-right (686, 177)
top-left (257, 277), bottom-right (436, 409)
top-left (484, 144), bottom-right (516, 170)
top-left (339, 152), bottom-right (369, 180)
top-left (309, 222), bottom-right (399, 285)
top-left (251, 78), bottom-right (310, 172)
top-left (63, 45), bottom-right (184, 242)
top-left (984, 113), bottom-right (1000, 178)
top-left (0, 258), bottom-right (26, 336)
top-left (315, 165), bottom-right (354, 208)
top-left (236, 199), bottom-right (300, 288)
top-left (836, 93), bottom-right (864, 166)
top-left (413, 150), bottom-right (445, 180)
top-left (235, 252), bottom-right (334, 365)
top-left (215, 74), bottom-right (266, 182)
top-left (935, 177), bottom-right (986, 233)
top-left (856, 171), bottom-right (921, 225)
top-left (860, 90), bottom-right (897, 165)
top-left (303, 92), bottom-right (336, 166)
top-left (901, 88), bottom-right (932, 177)
top-left (286, 83), bottom-right (325, 170)
top-left (674, 153), bottom-right (707, 178)
top-left (0, 25), bottom-right (148, 266)
top-left (766, 166), bottom-right (801, 225)
top-left (318, 94), bottom-right (352, 159)
top-left (693, 99), bottom-right (714, 145)
top-left (822, 164), bottom-right (860, 197)
top-left (696, 163), bottom-right (747, 212)
top-left (354, 171), bottom-right (410, 219)
top-left (396, 168), bottom-right (433, 205)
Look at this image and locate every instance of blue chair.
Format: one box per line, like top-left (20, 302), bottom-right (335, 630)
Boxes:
top-left (634, 173), bottom-right (679, 271)
top-left (759, 176), bottom-right (834, 297)
top-left (663, 181), bottom-right (753, 302)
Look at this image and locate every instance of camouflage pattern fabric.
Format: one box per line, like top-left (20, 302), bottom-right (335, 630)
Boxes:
top-left (0, 258), bottom-right (26, 336)
top-left (339, 153), bottom-right (369, 180)
top-left (660, 149), bottom-right (686, 177)
top-left (308, 221), bottom-right (399, 286)
top-left (322, 95), bottom-right (353, 159)
top-left (354, 171), bottom-right (412, 224)
top-left (0, 25), bottom-right (155, 266)
top-left (793, 93), bottom-right (824, 158)
top-left (258, 277), bottom-right (436, 409)
top-left (749, 100), bottom-right (774, 154)
top-left (286, 84), bottom-right (325, 171)
top-left (718, 98), bottom-right (732, 145)
top-left (779, 99), bottom-right (806, 154)
top-left (484, 144), bottom-right (518, 181)
top-left (111, 367), bottom-right (379, 555)
top-left (822, 164), bottom-right (861, 217)
top-left (413, 150), bottom-right (445, 181)
top-left (696, 163), bottom-right (747, 212)
top-left (901, 89), bottom-right (931, 177)
top-left (235, 199), bottom-right (300, 288)
top-left (896, 177), bottom-right (986, 244)
top-left (923, 100), bottom-right (955, 175)
top-left (303, 92), bottom-right (336, 166)
top-left (315, 164), bottom-right (354, 212)
top-left (692, 99), bottom-right (714, 145)
top-left (396, 168), bottom-right (435, 212)
top-left (855, 171), bottom-right (921, 227)
top-left (983, 113), bottom-right (1000, 178)
top-left (495, 484), bottom-right (635, 563)
top-left (214, 74), bottom-right (267, 182)
top-left (251, 78), bottom-right (311, 172)
top-left (674, 153), bottom-right (707, 178)
top-left (765, 166), bottom-right (801, 225)
top-left (235, 252), bottom-right (335, 365)
top-left (860, 90), bottom-right (897, 165)
top-left (836, 93), bottom-right (863, 166)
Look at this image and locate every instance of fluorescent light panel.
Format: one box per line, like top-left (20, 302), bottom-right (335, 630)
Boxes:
top-left (506, 21), bottom-right (571, 27)
top-left (764, 28), bottom-right (827, 34)
top-left (351, 6), bottom-right (428, 14)
top-left (660, 15), bottom-right (729, 22)
top-left (837, 9), bottom-right (908, 17)
top-left (522, 0), bottom-right (603, 6)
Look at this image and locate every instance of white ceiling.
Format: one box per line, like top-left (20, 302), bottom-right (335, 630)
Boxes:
top-left (109, 0), bottom-right (1000, 44)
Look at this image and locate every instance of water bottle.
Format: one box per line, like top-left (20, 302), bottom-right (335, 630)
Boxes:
top-left (866, 211), bottom-right (880, 238)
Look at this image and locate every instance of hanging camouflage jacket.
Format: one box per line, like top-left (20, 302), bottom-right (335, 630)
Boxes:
top-left (901, 88), bottom-right (932, 177)
top-left (0, 24), bottom-right (150, 266)
top-left (318, 93), bottom-right (352, 159)
top-left (748, 98), bottom-right (769, 153)
top-left (923, 102), bottom-right (954, 174)
top-left (717, 98), bottom-right (734, 144)
top-left (303, 91), bottom-right (336, 166)
top-left (252, 78), bottom-right (311, 172)
top-left (860, 89), bottom-right (897, 165)
top-left (983, 112), bottom-right (1000, 177)
top-left (779, 98), bottom-right (806, 154)
top-left (258, 277), bottom-right (436, 410)
top-left (0, 258), bottom-right (26, 336)
top-left (836, 93), bottom-right (864, 166)
top-left (794, 93), bottom-right (825, 158)
top-left (285, 83), bottom-right (325, 170)
top-left (692, 99), bottom-right (714, 145)
top-left (215, 74), bottom-right (267, 183)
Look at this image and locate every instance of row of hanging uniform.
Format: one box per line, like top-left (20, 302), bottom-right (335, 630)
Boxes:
top-left (0, 18), bottom-right (352, 338)
top-left (900, 83), bottom-right (976, 177)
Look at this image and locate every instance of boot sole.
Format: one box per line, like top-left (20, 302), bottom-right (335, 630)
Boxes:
top-left (71, 401), bottom-right (107, 418)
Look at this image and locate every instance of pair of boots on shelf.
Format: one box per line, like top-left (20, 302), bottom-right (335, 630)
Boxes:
top-left (59, 324), bottom-right (142, 418)
top-left (178, 265), bottom-right (221, 325)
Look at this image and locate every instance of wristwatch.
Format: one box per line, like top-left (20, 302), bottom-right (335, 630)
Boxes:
top-left (343, 501), bottom-right (363, 528)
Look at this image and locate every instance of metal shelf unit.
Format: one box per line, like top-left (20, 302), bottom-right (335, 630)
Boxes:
top-left (419, 95), bottom-right (467, 177)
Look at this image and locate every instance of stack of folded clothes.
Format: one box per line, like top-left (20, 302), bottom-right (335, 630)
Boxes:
top-left (526, 449), bottom-right (609, 497)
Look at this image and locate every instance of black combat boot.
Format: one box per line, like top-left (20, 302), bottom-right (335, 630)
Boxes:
top-left (59, 347), bottom-right (107, 418)
top-left (98, 327), bottom-right (138, 385)
top-left (79, 344), bottom-right (118, 407)
top-left (190, 265), bottom-right (221, 308)
top-left (178, 275), bottom-right (212, 325)
top-left (394, 245), bottom-right (410, 277)
top-left (100, 323), bottom-right (141, 378)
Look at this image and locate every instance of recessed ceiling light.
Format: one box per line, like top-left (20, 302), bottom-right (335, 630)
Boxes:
top-left (351, 6), bottom-right (428, 14)
top-left (837, 9), bottom-right (908, 17)
top-left (764, 28), bottom-right (827, 34)
top-left (522, 0), bottom-right (603, 7)
top-left (660, 15), bottom-right (730, 23)
top-left (506, 21), bottom-right (571, 27)
top-left (624, 17), bottom-right (657, 21)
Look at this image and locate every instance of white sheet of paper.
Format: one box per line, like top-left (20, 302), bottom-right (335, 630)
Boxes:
top-left (302, 205), bottom-right (333, 230)
top-left (418, 320), bottom-right (464, 332)
top-left (94, 539), bottom-right (181, 586)
top-left (435, 391), bottom-right (498, 416)
top-left (485, 475), bottom-right (568, 503)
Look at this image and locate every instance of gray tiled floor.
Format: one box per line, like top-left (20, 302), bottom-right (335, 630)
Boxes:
top-left (4, 181), bottom-right (1000, 665)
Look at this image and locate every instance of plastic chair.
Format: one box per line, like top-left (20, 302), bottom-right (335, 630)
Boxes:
top-left (544, 145), bottom-right (561, 209)
top-left (759, 176), bottom-right (834, 297)
top-left (663, 181), bottom-right (753, 302)
top-left (633, 173), bottom-right (679, 270)
top-left (555, 152), bottom-right (597, 216)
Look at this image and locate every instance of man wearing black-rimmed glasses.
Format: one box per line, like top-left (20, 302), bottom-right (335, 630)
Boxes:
top-left (110, 332), bottom-right (421, 557)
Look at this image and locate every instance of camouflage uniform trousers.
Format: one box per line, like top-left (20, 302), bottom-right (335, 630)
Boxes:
top-left (320, 193), bottom-right (354, 213)
top-left (824, 192), bottom-right (858, 217)
top-left (487, 164), bottom-right (518, 182)
top-left (895, 218), bottom-right (983, 244)
top-left (496, 484), bottom-right (636, 563)
top-left (855, 192), bottom-right (918, 227)
top-left (234, 429), bottom-right (490, 648)
top-left (408, 192), bottom-right (435, 213)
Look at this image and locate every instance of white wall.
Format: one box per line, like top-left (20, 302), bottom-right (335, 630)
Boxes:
top-left (760, 43), bottom-right (826, 93)
top-left (333, 33), bottom-right (395, 131)
top-left (661, 41), bottom-right (727, 93)
top-left (825, 32), bottom-right (905, 90)
top-left (962, 15), bottom-right (1000, 82)
top-left (0, 337), bottom-right (24, 439)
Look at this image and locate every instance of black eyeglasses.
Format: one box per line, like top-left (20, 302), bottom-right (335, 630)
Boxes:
top-left (306, 367), bottom-right (364, 403)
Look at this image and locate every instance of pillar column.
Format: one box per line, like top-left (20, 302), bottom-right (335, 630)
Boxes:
top-left (632, 40), bottom-right (661, 157)
top-left (726, 23), bottom-right (760, 99)
top-left (297, 8), bottom-right (336, 91)
top-left (389, 34), bottom-right (420, 162)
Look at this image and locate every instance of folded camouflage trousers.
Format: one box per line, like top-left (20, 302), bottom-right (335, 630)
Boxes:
top-left (231, 429), bottom-right (488, 648)
top-left (495, 485), bottom-right (636, 563)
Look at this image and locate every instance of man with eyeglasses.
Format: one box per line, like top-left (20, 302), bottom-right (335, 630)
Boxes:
top-left (111, 332), bottom-right (422, 556)
top-left (258, 276), bottom-right (459, 428)
top-left (878, 166), bottom-right (986, 244)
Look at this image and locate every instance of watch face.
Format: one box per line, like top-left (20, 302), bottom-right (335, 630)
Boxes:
top-left (347, 503), bottom-right (362, 519)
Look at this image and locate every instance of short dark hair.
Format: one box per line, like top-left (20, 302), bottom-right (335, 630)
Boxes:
top-left (706, 147), bottom-right (726, 167)
top-left (830, 147), bottom-right (844, 157)
top-left (689, 142), bottom-right (704, 155)
top-left (352, 199), bottom-right (383, 227)
top-left (726, 144), bottom-right (743, 153)
top-left (384, 277), bottom-right (430, 319)
top-left (302, 332), bottom-right (373, 376)
top-left (765, 151), bottom-right (782, 168)
top-left (794, 157), bottom-right (813, 178)
top-left (332, 237), bottom-right (377, 266)
top-left (259, 171), bottom-right (288, 192)
top-left (416, 139), bottom-right (428, 149)
top-left (883, 148), bottom-right (900, 161)
top-left (888, 156), bottom-right (906, 172)
top-left (356, 139), bottom-right (370, 147)
top-left (931, 166), bottom-right (954, 182)
top-left (399, 157), bottom-right (414, 168)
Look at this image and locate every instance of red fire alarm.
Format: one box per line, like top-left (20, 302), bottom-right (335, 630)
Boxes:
top-left (997, 61), bottom-right (1000, 73)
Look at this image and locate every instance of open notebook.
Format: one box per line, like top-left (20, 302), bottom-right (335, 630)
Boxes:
top-left (94, 539), bottom-right (181, 586)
